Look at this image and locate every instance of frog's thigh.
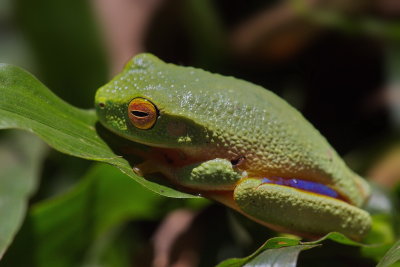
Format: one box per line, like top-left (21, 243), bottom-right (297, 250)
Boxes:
top-left (174, 158), bottom-right (242, 191)
top-left (233, 178), bottom-right (371, 239)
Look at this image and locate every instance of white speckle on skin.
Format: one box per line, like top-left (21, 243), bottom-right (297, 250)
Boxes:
top-left (180, 91), bottom-right (193, 107)
top-left (135, 57), bottom-right (144, 66)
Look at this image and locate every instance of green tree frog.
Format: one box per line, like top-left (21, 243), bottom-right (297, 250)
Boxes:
top-left (95, 53), bottom-right (371, 240)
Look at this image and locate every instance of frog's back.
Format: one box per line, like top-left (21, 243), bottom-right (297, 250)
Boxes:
top-left (126, 54), bottom-right (368, 206)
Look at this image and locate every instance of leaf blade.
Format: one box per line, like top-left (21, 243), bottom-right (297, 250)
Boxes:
top-left (0, 63), bottom-right (193, 198)
top-left (243, 245), bottom-right (318, 267)
top-left (377, 239), bottom-right (400, 267)
top-left (0, 131), bottom-right (47, 258)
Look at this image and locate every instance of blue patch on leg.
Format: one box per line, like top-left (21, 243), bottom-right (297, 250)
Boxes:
top-left (261, 177), bottom-right (338, 198)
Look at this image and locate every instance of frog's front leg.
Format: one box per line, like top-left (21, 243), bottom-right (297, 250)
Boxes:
top-left (173, 158), bottom-right (245, 191)
top-left (233, 178), bottom-right (371, 240)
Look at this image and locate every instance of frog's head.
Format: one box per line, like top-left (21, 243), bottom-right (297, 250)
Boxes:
top-left (95, 54), bottom-right (209, 149)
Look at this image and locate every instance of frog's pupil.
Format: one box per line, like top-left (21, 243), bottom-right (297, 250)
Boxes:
top-left (131, 110), bottom-right (149, 117)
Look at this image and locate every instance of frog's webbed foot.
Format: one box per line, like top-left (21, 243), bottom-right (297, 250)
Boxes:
top-left (233, 178), bottom-right (371, 240)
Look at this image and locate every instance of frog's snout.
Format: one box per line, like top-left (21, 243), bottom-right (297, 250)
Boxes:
top-left (95, 89), bottom-right (107, 109)
top-left (95, 97), bottom-right (106, 115)
top-left (94, 91), bottom-right (109, 125)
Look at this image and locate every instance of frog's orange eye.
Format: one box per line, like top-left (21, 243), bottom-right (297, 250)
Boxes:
top-left (128, 98), bottom-right (158, 130)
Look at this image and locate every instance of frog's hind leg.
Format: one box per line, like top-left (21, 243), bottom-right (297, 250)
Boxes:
top-left (232, 178), bottom-right (371, 240)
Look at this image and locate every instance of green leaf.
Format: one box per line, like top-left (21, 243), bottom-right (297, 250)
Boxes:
top-left (304, 232), bottom-right (367, 247)
top-left (360, 214), bottom-right (396, 262)
top-left (243, 245), bottom-right (318, 267)
top-left (0, 131), bottom-right (47, 258)
top-left (217, 232), bottom-right (373, 267)
top-left (216, 237), bottom-right (303, 267)
top-left (0, 63), bottom-right (193, 198)
top-left (377, 239), bottom-right (400, 267)
top-left (1, 163), bottom-right (164, 267)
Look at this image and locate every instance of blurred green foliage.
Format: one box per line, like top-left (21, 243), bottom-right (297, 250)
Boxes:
top-left (1, 164), bottom-right (164, 267)
top-left (0, 131), bottom-right (47, 258)
top-left (14, 0), bottom-right (109, 109)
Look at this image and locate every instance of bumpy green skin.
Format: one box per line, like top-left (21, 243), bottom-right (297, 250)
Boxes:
top-left (234, 179), bottom-right (371, 239)
top-left (95, 53), bottom-right (371, 239)
top-left (175, 159), bottom-right (243, 190)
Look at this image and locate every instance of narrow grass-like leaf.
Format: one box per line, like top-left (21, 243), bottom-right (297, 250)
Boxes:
top-left (377, 239), bottom-right (400, 267)
top-left (0, 63), bottom-right (192, 198)
top-left (0, 131), bottom-right (47, 258)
